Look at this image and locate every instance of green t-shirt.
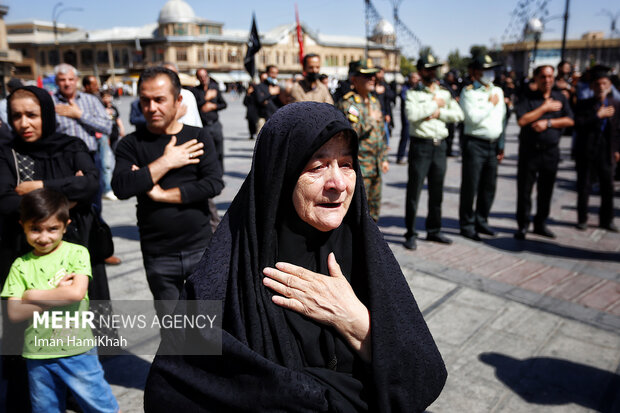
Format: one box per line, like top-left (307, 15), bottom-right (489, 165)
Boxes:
top-left (1, 241), bottom-right (94, 359)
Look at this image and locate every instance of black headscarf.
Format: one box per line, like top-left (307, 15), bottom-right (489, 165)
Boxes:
top-left (6, 86), bottom-right (87, 157)
top-left (145, 102), bottom-right (446, 412)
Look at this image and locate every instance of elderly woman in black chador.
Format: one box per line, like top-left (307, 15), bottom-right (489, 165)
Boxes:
top-left (145, 102), bottom-right (446, 412)
top-left (0, 86), bottom-right (114, 411)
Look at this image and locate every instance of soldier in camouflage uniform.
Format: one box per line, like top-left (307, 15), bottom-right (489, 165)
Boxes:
top-left (338, 59), bottom-right (389, 221)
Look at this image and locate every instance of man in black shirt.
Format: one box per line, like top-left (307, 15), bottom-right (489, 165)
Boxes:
top-left (574, 68), bottom-right (620, 232)
top-left (254, 65), bottom-right (284, 129)
top-left (514, 65), bottom-right (574, 240)
top-left (112, 67), bottom-right (224, 317)
top-left (191, 68), bottom-right (227, 172)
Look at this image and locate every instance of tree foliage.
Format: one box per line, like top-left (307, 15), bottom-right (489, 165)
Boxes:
top-left (400, 55), bottom-right (417, 77)
top-left (447, 49), bottom-right (468, 75)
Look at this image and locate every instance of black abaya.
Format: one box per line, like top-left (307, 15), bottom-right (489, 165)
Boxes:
top-left (145, 102), bottom-right (446, 412)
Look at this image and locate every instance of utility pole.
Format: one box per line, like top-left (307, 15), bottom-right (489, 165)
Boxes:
top-left (560, 0), bottom-right (570, 62)
top-left (364, 0), bottom-right (369, 59)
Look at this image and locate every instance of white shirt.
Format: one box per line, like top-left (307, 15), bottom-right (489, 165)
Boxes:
top-left (179, 89), bottom-right (203, 128)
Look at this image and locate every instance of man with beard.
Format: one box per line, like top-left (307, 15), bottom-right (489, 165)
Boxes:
top-left (403, 54), bottom-right (464, 250)
top-left (574, 67), bottom-right (619, 232)
top-left (338, 59), bottom-right (389, 222)
top-left (514, 65), bottom-right (574, 240)
top-left (112, 67), bottom-right (223, 318)
top-left (290, 54), bottom-right (333, 104)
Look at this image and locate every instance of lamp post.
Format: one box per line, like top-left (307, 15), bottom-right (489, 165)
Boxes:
top-left (52, 2), bottom-right (83, 45)
top-left (524, 17), bottom-right (544, 74)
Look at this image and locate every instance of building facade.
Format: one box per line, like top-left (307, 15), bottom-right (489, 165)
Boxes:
top-left (8, 0), bottom-right (399, 90)
top-left (502, 31), bottom-right (620, 77)
top-left (0, 4), bottom-right (23, 96)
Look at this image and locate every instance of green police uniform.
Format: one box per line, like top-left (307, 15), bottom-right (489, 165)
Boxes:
top-left (404, 81), bottom-right (464, 239)
top-left (338, 91), bottom-right (387, 221)
top-left (459, 81), bottom-right (506, 236)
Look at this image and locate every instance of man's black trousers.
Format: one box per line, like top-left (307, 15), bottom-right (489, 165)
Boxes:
top-left (516, 142), bottom-right (559, 230)
top-left (405, 138), bottom-right (447, 238)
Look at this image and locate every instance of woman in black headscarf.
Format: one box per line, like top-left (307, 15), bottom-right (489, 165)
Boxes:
top-left (0, 86), bottom-right (113, 411)
top-left (145, 102), bottom-right (446, 412)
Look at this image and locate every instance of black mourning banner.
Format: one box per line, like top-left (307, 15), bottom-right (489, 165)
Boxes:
top-left (244, 14), bottom-right (262, 78)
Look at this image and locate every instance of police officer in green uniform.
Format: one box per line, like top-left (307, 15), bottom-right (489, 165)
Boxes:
top-left (404, 54), bottom-right (464, 250)
top-left (338, 59), bottom-right (389, 222)
top-left (458, 55), bottom-right (506, 241)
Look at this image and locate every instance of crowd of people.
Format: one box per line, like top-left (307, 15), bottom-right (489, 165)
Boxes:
top-left (0, 50), bottom-right (618, 411)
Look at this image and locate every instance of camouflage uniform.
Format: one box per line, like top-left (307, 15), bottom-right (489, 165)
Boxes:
top-left (338, 91), bottom-right (387, 221)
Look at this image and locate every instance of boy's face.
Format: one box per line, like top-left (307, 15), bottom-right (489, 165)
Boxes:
top-left (21, 216), bottom-right (69, 256)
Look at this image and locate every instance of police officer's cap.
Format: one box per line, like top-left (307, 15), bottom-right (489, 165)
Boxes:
top-left (468, 54), bottom-right (502, 70)
top-left (416, 54), bottom-right (442, 71)
top-left (350, 59), bottom-right (380, 76)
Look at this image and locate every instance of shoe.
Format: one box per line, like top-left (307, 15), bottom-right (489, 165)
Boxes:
top-left (396, 159), bottom-right (407, 165)
top-left (476, 225), bottom-right (496, 237)
top-left (514, 228), bottom-right (526, 240)
top-left (426, 232), bottom-right (453, 244)
top-left (600, 223), bottom-right (619, 232)
top-left (104, 255), bottom-right (122, 265)
top-left (404, 236), bottom-right (417, 250)
top-left (460, 230), bottom-right (481, 241)
top-left (103, 191), bottom-right (118, 201)
top-left (576, 222), bottom-right (587, 231)
top-left (533, 225), bottom-right (556, 238)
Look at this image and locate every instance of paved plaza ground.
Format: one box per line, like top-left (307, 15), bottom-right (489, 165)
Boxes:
top-left (94, 93), bottom-right (620, 412)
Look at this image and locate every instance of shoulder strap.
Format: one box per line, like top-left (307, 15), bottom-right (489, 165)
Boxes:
top-left (11, 148), bottom-right (21, 186)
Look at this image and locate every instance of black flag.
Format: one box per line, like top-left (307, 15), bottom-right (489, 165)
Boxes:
top-left (244, 14), bottom-right (262, 78)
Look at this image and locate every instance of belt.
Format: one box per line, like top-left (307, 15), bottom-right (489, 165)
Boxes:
top-left (465, 135), bottom-right (498, 145)
top-left (412, 136), bottom-right (443, 146)
top-left (524, 140), bottom-right (558, 151)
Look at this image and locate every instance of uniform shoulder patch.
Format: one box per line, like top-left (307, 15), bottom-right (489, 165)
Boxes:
top-left (347, 114), bottom-right (359, 123)
top-left (348, 105), bottom-right (360, 117)
top-left (354, 95), bottom-right (361, 103)
top-left (343, 91), bottom-right (354, 100)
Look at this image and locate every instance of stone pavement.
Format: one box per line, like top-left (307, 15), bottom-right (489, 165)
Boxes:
top-left (98, 94), bottom-right (620, 412)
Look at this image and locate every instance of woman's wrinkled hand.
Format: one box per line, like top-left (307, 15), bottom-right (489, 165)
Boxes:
top-left (263, 252), bottom-right (371, 361)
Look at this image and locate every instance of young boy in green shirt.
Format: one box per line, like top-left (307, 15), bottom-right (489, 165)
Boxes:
top-left (1, 188), bottom-right (119, 412)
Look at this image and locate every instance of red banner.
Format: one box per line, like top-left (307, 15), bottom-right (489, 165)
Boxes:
top-left (295, 4), bottom-right (304, 64)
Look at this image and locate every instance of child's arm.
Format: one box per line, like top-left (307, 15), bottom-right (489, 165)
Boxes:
top-left (21, 273), bottom-right (89, 307)
top-left (6, 297), bottom-right (46, 323)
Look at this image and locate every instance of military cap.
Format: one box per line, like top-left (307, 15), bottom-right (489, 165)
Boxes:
top-left (349, 59), bottom-right (380, 76)
top-left (416, 53), bottom-right (442, 70)
top-left (468, 54), bottom-right (501, 70)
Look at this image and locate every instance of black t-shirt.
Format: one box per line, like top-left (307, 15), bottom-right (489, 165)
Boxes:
top-left (111, 125), bottom-right (224, 255)
top-left (515, 89), bottom-right (574, 145)
top-left (254, 80), bottom-right (283, 120)
top-left (190, 82), bottom-right (227, 126)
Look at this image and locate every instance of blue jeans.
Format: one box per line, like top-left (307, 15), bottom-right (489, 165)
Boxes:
top-left (26, 348), bottom-right (119, 413)
top-left (97, 134), bottom-right (115, 194)
top-left (142, 247), bottom-right (205, 318)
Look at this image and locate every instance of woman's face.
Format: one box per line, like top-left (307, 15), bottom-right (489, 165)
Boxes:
top-left (10, 94), bottom-right (43, 143)
top-left (292, 134), bottom-right (356, 232)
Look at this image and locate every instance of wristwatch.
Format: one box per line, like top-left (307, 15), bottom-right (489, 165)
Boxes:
top-left (547, 119), bottom-right (552, 129)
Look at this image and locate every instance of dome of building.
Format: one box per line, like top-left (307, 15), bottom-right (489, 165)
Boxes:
top-left (373, 19), bottom-right (395, 37)
top-left (158, 0), bottom-right (196, 24)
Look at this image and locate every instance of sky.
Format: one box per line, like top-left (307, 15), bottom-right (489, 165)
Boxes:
top-left (3, 0), bottom-right (618, 59)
